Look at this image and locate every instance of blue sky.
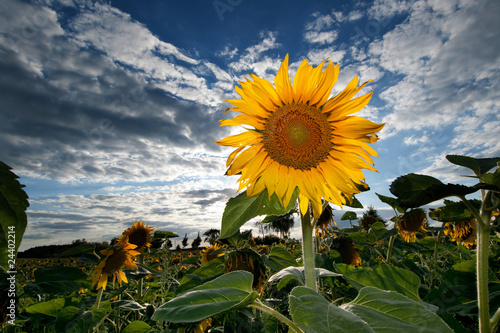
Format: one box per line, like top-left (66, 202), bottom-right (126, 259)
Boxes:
top-left (1, 0), bottom-right (499, 251)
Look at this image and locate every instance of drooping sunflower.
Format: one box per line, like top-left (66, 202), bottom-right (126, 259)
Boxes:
top-left (445, 219), bottom-right (477, 249)
top-left (225, 249), bottom-right (266, 292)
top-left (397, 208), bottom-right (428, 242)
top-left (118, 221), bottom-right (155, 253)
top-left (200, 243), bottom-right (225, 264)
top-left (336, 238), bottom-right (362, 267)
top-left (90, 238), bottom-right (140, 290)
top-left (315, 205), bottom-right (337, 238)
top-left (216, 55), bottom-right (384, 218)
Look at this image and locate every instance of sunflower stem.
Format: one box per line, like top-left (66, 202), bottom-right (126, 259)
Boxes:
top-left (95, 287), bottom-right (104, 309)
top-left (386, 234), bottom-right (396, 264)
top-left (491, 307), bottom-right (500, 330)
top-left (459, 195), bottom-right (492, 333)
top-left (138, 254), bottom-right (144, 299)
top-left (250, 300), bottom-right (304, 333)
top-left (477, 206), bottom-right (492, 333)
top-left (301, 205), bottom-right (317, 291)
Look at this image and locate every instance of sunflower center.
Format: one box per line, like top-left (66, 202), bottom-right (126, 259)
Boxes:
top-left (103, 249), bottom-right (127, 275)
top-left (262, 103), bottom-right (332, 170)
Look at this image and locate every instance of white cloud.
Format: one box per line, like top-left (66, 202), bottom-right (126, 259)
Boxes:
top-left (304, 12), bottom-right (339, 45)
top-left (369, 0), bottom-right (500, 159)
top-left (216, 45), bottom-right (238, 59)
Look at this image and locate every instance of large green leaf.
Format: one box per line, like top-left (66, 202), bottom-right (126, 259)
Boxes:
top-left (122, 320), bottom-right (152, 333)
top-left (176, 257), bottom-right (225, 294)
top-left (24, 266), bottom-right (89, 295)
top-left (341, 287), bottom-right (453, 332)
top-left (25, 298), bottom-right (66, 317)
top-left (54, 306), bottom-right (106, 333)
top-left (153, 230), bottom-right (179, 239)
top-left (269, 267), bottom-right (341, 286)
top-left (263, 246), bottom-right (299, 272)
top-left (446, 155), bottom-right (500, 176)
top-left (376, 193), bottom-right (406, 214)
top-left (429, 199), bottom-right (481, 223)
top-left (390, 174), bottom-right (478, 208)
top-left (334, 263), bottom-right (421, 301)
top-left (220, 188), bottom-right (298, 239)
top-left (152, 271), bottom-right (258, 323)
top-left (0, 161), bottom-right (29, 271)
top-left (289, 286), bottom-right (374, 332)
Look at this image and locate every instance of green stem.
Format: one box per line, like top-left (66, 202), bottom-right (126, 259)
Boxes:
top-left (301, 206), bottom-right (317, 291)
top-left (386, 234), bottom-right (396, 264)
top-left (250, 300), bottom-right (304, 333)
top-left (477, 208), bottom-right (492, 333)
top-left (434, 225), bottom-right (444, 263)
top-left (491, 307), bottom-right (500, 330)
top-left (459, 195), bottom-right (492, 333)
top-left (138, 254), bottom-right (144, 299)
top-left (95, 287), bottom-right (104, 309)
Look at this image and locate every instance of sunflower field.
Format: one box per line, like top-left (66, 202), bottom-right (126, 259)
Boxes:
top-left (1, 56), bottom-right (500, 332)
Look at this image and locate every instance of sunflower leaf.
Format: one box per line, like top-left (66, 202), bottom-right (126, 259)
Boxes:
top-left (0, 161), bottom-right (29, 271)
top-left (24, 266), bottom-right (90, 295)
top-left (263, 246), bottom-right (299, 272)
top-left (429, 199), bottom-right (481, 223)
top-left (152, 271), bottom-right (258, 323)
top-left (446, 155), bottom-right (500, 176)
top-left (289, 286), bottom-right (374, 333)
top-left (389, 173), bottom-right (478, 208)
top-left (220, 188), bottom-right (298, 239)
top-left (342, 287), bottom-right (453, 332)
top-left (334, 263), bottom-right (421, 302)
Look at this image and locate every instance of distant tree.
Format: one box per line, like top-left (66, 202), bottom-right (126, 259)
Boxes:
top-left (192, 232), bottom-right (202, 249)
top-left (203, 229), bottom-right (220, 245)
top-left (182, 233), bottom-right (189, 248)
top-left (359, 206), bottom-right (385, 229)
top-left (175, 244), bottom-right (181, 251)
top-left (341, 211), bottom-right (358, 227)
top-left (166, 239), bottom-right (173, 249)
top-left (263, 212), bottom-right (295, 238)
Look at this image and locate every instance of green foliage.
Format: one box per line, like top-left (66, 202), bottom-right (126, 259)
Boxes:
top-left (446, 155), bottom-right (500, 176)
top-left (152, 271), bottom-right (258, 323)
top-left (0, 161), bottom-right (29, 271)
top-left (289, 286), bottom-right (373, 332)
top-left (220, 188), bottom-right (298, 239)
top-left (24, 266), bottom-right (90, 295)
top-left (342, 287), bottom-right (453, 332)
top-left (12, 153), bottom-right (500, 332)
top-left (390, 173), bottom-right (478, 208)
top-left (335, 263), bottom-right (422, 301)
top-left (340, 211), bottom-right (357, 221)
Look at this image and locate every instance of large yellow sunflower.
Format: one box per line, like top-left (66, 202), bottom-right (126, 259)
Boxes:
top-left (216, 55), bottom-right (384, 217)
top-left (90, 238), bottom-right (140, 290)
top-left (118, 221), bottom-right (154, 254)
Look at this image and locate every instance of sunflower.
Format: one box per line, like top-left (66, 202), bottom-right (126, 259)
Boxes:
top-left (118, 221), bottom-right (154, 253)
top-left (315, 205), bottom-right (336, 238)
top-left (445, 219), bottom-right (477, 249)
top-left (397, 208), bottom-right (428, 242)
top-left (200, 243), bottom-right (224, 264)
top-left (336, 238), bottom-right (361, 267)
top-left (90, 238), bottom-right (140, 290)
top-left (225, 250), bottom-right (265, 292)
top-left (216, 55), bottom-right (384, 218)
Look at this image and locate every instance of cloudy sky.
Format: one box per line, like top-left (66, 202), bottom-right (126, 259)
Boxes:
top-left (1, 0), bottom-right (498, 251)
